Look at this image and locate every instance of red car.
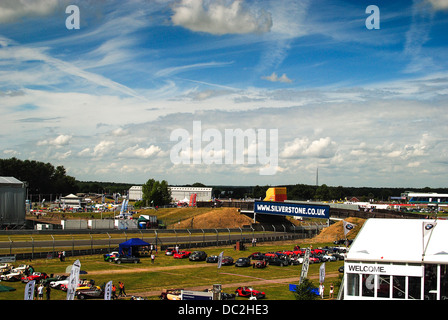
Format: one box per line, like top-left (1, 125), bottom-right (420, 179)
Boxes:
top-left (173, 251), bottom-right (191, 259)
top-left (235, 286), bottom-right (265, 299)
top-left (21, 272), bottom-right (48, 283)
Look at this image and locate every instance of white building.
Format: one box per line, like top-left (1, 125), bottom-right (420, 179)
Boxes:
top-left (344, 218), bottom-right (448, 300)
top-left (128, 186), bottom-right (212, 202)
top-left (128, 186), bottom-right (143, 201)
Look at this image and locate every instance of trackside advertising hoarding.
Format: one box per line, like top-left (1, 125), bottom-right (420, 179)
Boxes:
top-left (254, 201), bottom-right (330, 219)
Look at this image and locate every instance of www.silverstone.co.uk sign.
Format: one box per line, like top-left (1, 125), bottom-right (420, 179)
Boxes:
top-left (254, 201), bottom-right (330, 219)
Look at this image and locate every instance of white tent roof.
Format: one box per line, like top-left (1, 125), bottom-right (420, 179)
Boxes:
top-left (346, 218), bottom-right (448, 264)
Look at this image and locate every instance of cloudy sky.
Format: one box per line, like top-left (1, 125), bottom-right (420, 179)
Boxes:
top-left (1, 0), bottom-right (448, 188)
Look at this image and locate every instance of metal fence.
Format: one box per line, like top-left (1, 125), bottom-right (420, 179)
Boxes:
top-left (0, 224), bottom-right (326, 261)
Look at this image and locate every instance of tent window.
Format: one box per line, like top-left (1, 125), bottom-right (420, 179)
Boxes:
top-left (376, 275), bottom-right (390, 298)
top-left (424, 264), bottom-right (438, 300)
top-left (441, 265), bottom-right (448, 300)
top-left (408, 276), bottom-right (421, 300)
top-left (347, 273), bottom-right (359, 296)
top-left (392, 276), bottom-right (406, 299)
top-left (361, 274), bottom-right (374, 297)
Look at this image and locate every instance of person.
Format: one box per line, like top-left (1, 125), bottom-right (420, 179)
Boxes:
top-left (112, 284), bottom-right (118, 299)
top-left (329, 283), bottom-right (334, 299)
top-left (119, 281), bottom-right (126, 297)
top-left (45, 285), bottom-right (51, 300)
top-left (37, 284), bottom-right (44, 300)
top-left (151, 253), bottom-right (155, 264)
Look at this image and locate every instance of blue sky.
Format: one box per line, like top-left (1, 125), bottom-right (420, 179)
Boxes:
top-left (1, 0), bottom-right (448, 188)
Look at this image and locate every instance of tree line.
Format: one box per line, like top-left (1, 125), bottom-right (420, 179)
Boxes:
top-left (1, 157), bottom-right (447, 203)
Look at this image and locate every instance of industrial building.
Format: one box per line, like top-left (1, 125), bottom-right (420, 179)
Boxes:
top-left (0, 176), bottom-right (26, 229)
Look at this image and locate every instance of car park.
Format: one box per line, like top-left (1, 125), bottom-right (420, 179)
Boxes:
top-left (114, 255), bottom-right (140, 264)
top-left (235, 286), bottom-right (265, 299)
top-left (173, 251), bottom-right (191, 259)
top-left (235, 257), bottom-right (251, 267)
top-left (189, 251), bottom-right (207, 261)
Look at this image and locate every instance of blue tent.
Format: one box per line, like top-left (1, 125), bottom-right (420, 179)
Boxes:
top-left (118, 238), bottom-right (151, 257)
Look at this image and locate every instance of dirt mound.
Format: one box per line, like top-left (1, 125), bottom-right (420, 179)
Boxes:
top-left (171, 207), bottom-right (253, 229)
top-left (311, 217), bottom-right (365, 243)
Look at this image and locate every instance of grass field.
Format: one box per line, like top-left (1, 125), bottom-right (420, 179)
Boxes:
top-left (0, 239), bottom-right (344, 301)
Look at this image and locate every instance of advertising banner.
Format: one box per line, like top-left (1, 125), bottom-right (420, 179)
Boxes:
top-left (66, 259), bottom-right (81, 300)
top-left (254, 201), bottom-right (329, 219)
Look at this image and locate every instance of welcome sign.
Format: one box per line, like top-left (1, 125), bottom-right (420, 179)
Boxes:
top-left (254, 201), bottom-right (330, 219)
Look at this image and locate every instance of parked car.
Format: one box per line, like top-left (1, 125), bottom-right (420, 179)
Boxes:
top-left (0, 271), bottom-right (22, 282)
top-left (321, 254), bottom-right (337, 262)
top-left (189, 251), bottom-right (207, 261)
top-left (248, 252), bottom-right (265, 260)
top-left (11, 264), bottom-right (30, 273)
top-left (103, 251), bottom-right (119, 262)
top-left (114, 255), bottom-right (140, 264)
top-left (165, 247), bottom-right (177, 256)
top-left (235, 286), bottom-right (265, 299)
top-left (21, 272), bottom-right (48, 283)
top-left (76, 286), bottom-right (104, 300)
top-left (160, 288), bottom-right (183, 300)
top-left (253, 260), bottom-right (267, 269)
top-left (266, 256), bottom-right (289, 267)
top-left (206, 255), bottom-right (219, 263)
top-left (290, 257), bottom-right (304, 265)
top-left (0, 263), bottom-right (12, 274)
top-left (221, 256), bottom-right (234, 266)
top-left (235, 257), bottom-right (251, 267)
top-left (173, 251), bottom-right (191, 259)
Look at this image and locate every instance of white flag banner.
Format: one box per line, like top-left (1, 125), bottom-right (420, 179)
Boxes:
top-left (217, 251), bottom-right (224, 269)
top-left (104, 281), bottom-right (113, 300)
top-left (66, 259), bottom-right (81, 300)
top-left (319, 263), bottom-right (326, 283)
top-left (423, 220), bottom-right (437, 255)
top-left (24, 280), bottom-right (35, 300)
top-left (343, 220), bottom-right (356, 237)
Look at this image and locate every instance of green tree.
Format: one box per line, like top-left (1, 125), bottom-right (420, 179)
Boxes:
top-left (142, 178), bottom-right (172, 207)
top-left (293, 278), bottom-right (319, 300)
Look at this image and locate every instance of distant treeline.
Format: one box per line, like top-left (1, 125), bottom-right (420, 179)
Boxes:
top-left (1, 158), bottom-right (447, 202)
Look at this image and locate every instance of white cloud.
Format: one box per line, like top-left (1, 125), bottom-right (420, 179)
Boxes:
top-left (427, 0), bottom-right (448, 10)
top-left (171, 0), bottom-right (272, 35)
top-left (37, 134), bottom-right (72, 147)
top-left (118, 145), bottom-right (162, 158)
top-left (281, 137), bottom-right (337, 159)
top-left (93, 141), bottom-right (115, 158)
top-left (0, 0), bottom-right (59, 23)
top-left (262, 72), bottom-right (293, 83)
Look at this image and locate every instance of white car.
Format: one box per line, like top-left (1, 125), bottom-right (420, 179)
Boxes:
top-left (0, 271), bottom-right (22, 282)
top-left (0, 263), bottom-right (12, 273)
top-left (321, 254), bottom-right (337, 262)
top-left (50, 279), bottom-right (69, 289)
top-left (11, 264), bottom-right (29, 273)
